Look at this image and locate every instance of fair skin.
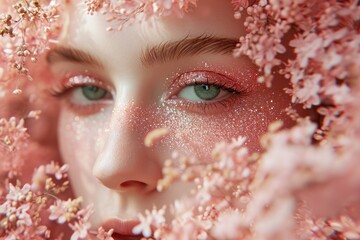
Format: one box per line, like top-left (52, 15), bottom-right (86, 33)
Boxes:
top-left (47, 0), bottom-right (299, 236)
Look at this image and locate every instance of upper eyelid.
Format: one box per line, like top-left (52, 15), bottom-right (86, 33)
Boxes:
top-left (49, 74), bottom-right (113, 97)
top-left (173, 70), bottom-right (243, 90)
top-left (164, 70), bottom-right (249, 102)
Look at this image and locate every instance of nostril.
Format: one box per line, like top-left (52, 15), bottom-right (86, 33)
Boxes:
top-left (120, 181), bottom-right (147, 189)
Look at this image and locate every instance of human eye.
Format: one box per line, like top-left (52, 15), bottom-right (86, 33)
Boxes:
top-left (178, 83), bottom-right (232, 101)
top-left (50, 75), bottom-right (113, 115)
top-left (168, 71), bottom-right (249, 114)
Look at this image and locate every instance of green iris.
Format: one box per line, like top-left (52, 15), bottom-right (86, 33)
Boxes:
top-left (194, 84), bottom-right (220, 100)
top-left (81, 86), bottom-right (107, 100)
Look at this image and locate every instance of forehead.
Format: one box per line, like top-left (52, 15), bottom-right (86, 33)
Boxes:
top-left (61, 0), bottom-right (244, 49)
top-left (55, 1), bottom-right (247, 78)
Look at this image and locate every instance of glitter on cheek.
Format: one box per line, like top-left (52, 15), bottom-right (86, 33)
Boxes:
top-left (157, 81), bottom-right (293, 161)
top-left (57, 104), bottom-right (118, 202)
top-left (153, 65), bottom-right (263, 160)
top-left (59, 106), bottom-right (112, 168)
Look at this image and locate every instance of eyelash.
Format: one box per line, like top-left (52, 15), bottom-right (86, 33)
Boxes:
top-left (168, 71), bottom-right (250, 114)
top-left (49, 75), bottom-right (113, 115)
top-left (49, 71), bottom-right (249, 115)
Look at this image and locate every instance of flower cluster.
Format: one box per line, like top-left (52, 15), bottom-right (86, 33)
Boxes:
top-left (0, 183), bottom-right (50, 239)
top-left (141, 117), bottom-right (360, 239)
top-left (83, 0), bottom-right (198, 31)
top-left (233, 0), bottom-right (360, 132)
top-left (0, 117), bottom-right (29, 196)
top-left (0, 161), bottom-right (115, 239)
top-left (0, 0), bottom-right (61, 93)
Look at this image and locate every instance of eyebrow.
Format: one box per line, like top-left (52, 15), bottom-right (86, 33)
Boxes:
top-left (46, 46), bottom-right (104, 67)
top-left (46, 35), bottom-right (238, 67)
top-left (141, 35), bottom-right (238, 66)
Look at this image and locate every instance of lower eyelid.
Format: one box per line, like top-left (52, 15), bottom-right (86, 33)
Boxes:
top-left (63, 100), bottom-right (112, 116)
top-left (60, 86), bottom-right (113, 115)
top-left (166, 93), bottom-right (241, 115)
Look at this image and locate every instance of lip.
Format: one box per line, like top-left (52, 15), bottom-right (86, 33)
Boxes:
top-left (102, 218), bottom-right (142, 240)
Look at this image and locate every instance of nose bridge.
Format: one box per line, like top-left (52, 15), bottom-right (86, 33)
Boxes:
top-left (113, 101), bottom-right (149, 136)
top-left (92, 99), bottom-right (163, 192)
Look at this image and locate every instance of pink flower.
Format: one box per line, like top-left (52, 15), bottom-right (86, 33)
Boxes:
top-left (76, 204), bottom-right (94, 222)
top-left (211, 210), bottom-right (246, 239)
top-left (213, 136), bottom-right (248, 170)
top-left (133, 214), bottom-right (152, 238)
top-left (328, 216), bottom-right (360, 240)
top-left (49, 200), bottom-right (71, 224)
top-left (69, 220), bottom-right (91, 240)
top-left (195, 173), bottom-right (226, 205)
top-left (35, 225), bottom-right (50, 238)
top-left (15, 203), bottom-right (32, 227)
top-left (45, 162), bottom-right (69, 180)
top-left (232, 0), bottom-right (250, 9)
top-left (293, 74), bottom-right (322, 108)
top-left (0, 117), bottom-right (28, 152)
top-left (96, 226), bottom-right (114, 240)
top-left (49, 198), bottom-right (82, 224)
top-left (290, 33), bottom-right (324, 68)
top-left (317, 106), bottom-right (344, 129)
top-left (133, 206), bottom-right (166, 237)
top-left (6, 183), bottom-right (31, 202)
top-left (1, 201), bottom-right (33, 227)
top-left (322, 47), bottom-right (342, 71)
top-left (324, 83), bottom-right (352, 105)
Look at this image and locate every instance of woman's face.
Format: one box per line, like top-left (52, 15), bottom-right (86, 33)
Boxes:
top-left (48, 0), bottom-right (295, 232)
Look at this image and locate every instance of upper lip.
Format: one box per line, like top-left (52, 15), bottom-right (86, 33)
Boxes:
top-left (102, 218), bottom-right (141, 238)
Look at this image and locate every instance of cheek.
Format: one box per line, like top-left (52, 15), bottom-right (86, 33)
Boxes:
top-left (159, 86), bottom-right (292, 158)
top-left (58, 108), bottom-right (111, 192)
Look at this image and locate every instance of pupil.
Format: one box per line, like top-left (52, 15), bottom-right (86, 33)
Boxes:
top-left (202, 85), bottom-right (210, 91)
top-left (194, 84), bottom-right (220, 100)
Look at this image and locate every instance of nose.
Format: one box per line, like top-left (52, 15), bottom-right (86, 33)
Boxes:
top-left (92, 103), bottom-right (163, 193)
